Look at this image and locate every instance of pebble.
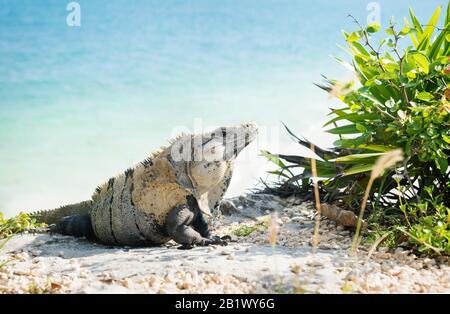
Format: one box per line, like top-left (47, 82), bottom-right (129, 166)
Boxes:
top-left (410, 261), bottom-right (424, 270)
top-left (164, 273), bottom-right (174, 283)
top-left (30, 250), bottom-right (41, 257)
top-left (290, 264), bottom-right (302, 274)
top-left (307, 260), bottom-right (324, 267)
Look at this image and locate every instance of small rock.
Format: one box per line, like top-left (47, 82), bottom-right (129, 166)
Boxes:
top-left (410, 261), bottom-right (424, 270)
top-left (50, 282), bottom-right (63, 291)
top-left (290, 264), bottom-right (302, 274)
top-left (164, 273), bottom-right (174, 283)
top-left (219, 200), bottom-right (239, 215)
top-left (211, 275), bottom-right (221, 284)
top-left (290, 216), bottom-right (304, 223)
top-left (307, 260), bottom-right (324, 267)
top-left (180, 282), bottom-right (190, 290)
top-left (30, 250), bottom-right (42, 257)
top-left (13, 270), bottom-right (30, 276)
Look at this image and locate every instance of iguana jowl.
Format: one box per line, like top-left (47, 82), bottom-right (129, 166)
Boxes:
top-left (33, 123), bottom-right (258, 248)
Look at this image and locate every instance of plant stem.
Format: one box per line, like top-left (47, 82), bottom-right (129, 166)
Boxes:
top-left (310, 144), bottom-right (322, 254)
top-left (403, 157), bottom-right (420, 203)
top-left (347, 14), bottom-right (386, 72)
top-left (396, 227), bottom-right (443, 255)
top-left (367, 230), bottom-right (393, 260)
top-left (351, 175), bottom-right (374, 253)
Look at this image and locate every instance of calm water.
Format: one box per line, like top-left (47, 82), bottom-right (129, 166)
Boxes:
top-left (0, 0), bottom-right (443, 216)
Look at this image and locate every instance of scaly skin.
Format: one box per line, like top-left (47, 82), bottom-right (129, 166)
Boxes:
top-left (33, 123), bottom-right (258, 248)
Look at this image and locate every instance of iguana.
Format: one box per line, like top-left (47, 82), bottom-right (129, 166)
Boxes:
top-left (32, 123), bottom-right (258, 249)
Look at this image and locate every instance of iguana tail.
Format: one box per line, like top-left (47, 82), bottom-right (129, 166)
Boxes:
top-left (31, 200), bottom-right (93, 225)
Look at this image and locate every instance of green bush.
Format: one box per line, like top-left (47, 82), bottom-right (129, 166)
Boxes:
top-left (0, 212), bottom-right (46, 239)
top-left (264, 4), bottom-right (450, 255)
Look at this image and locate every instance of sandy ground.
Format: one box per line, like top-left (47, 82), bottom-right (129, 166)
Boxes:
top-left (0, 194), bottom-right (449, 294)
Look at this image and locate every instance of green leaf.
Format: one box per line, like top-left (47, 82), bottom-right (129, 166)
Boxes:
top-left (417, 6), bottom-right (442, 50)
top-left (399, 26), bottom-right (411, 36)
top-left (261, 150), bottom-right (287, 168)
top-left (269, 170), bottom-right (291, 179)
top-left (446, 0), bottom-right (450, 25)
top-left (326, 124), bottom-right (361, 135)
top-left (333, 55), bottom-right (356, 73)
top-left (409, 8), bottom-right (423, 33)
top-left (367, 23), bottom-right (380, 33)
top-left (442, 134), bottom-right (450, 144)
top-left (409, 8), bottom-right (423, 47)
top-left (429, 22), bottom-right (450, 60)
top-left (323, 113), bottom-right (378, 127)
top-left (386, 28), bottom-right (395, 36)
top-left (416, 92), bottom-right (434, 102)
top-left (334, 153), bottom-right (386, 164)
top-left (359, 90), bottom-right (385, 107)
top-left (347, 31), bottom-right (361, 42)
top-left (411, 53), bottom-right (430, 74)
top-left (358, 144), bottom-right (396, 152)
top-left (343, 164), bottom-right (374, 176)
top-left (333, 138), bottom-right (357, 148)
top-left (350, 42), bottom-right (371, 59)
top-left (261, 150), bottom-right (296, 179)
top-left (436, 156), bottom-right (449, 173)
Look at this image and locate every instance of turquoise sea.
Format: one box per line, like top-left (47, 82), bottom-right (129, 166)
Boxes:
top-left (0, 0), bottom-right (443, 216)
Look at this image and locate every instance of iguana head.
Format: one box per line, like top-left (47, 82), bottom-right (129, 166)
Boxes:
top-left (170, 122), bottom-right (258, 215)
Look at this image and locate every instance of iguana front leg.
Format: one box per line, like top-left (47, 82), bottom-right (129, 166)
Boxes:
top-left (192, 211), bottom-right (232, 245)
top-left (191, 211), bottom-right (211, 238)
top-left (166, 205), bottom-right (227, 249)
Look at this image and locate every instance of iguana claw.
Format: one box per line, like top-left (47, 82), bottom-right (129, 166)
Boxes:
top-left (220, 235), bottom-right (232, 241)
top-left (178, 244), bottom-right (195, 250)
top-left (207, 235), bottom-right (230, 246)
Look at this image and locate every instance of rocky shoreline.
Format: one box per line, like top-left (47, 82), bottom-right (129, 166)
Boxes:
top-left (0, 194), bottom-right (449, 294)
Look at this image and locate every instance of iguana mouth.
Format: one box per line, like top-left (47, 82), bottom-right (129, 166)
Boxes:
top-left (243, 122), bottom-right (258, 146)
top-left (229, 122), bottom-right (258, 157)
